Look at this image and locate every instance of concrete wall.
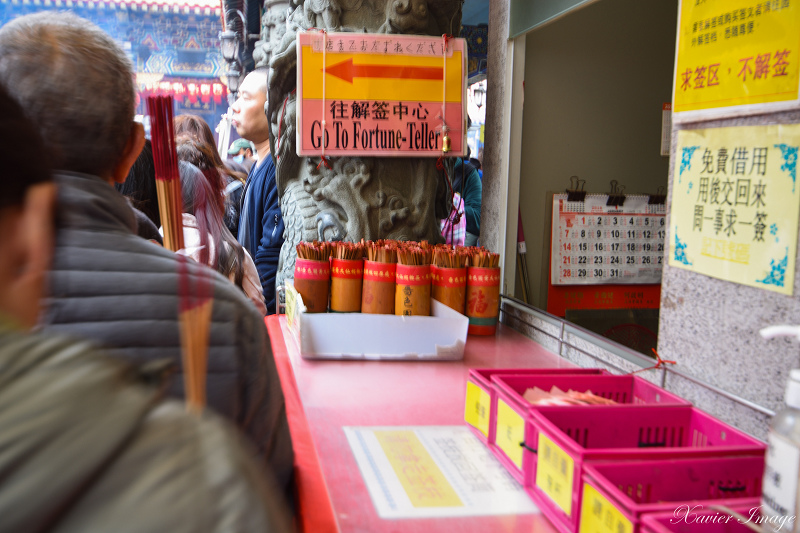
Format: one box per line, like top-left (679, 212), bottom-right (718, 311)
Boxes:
top-left (518, 0), bottom-right (678, 308)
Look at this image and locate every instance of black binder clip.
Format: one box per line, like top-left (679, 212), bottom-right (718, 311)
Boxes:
top-left (648, 186), bottom-right (667, 205)
top-left (566, 175), bottom-right (586, 202)
top-left (606, 180), bottom-right (626, 207)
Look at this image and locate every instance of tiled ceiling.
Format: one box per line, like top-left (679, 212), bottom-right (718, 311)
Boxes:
top-left (462, 0), bottom-right (489, 26)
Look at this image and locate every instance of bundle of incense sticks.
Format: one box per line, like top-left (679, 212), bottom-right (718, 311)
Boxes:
top-left (397, 244), bottom-right (432, 266)
top-left (296, 241), bottom-right (333, 261)
top-left (177, 256), bottom-right (213, 413)
top-left (468, 249), bottom-right (501, 268)
top-left (334, 241), bottom-right (365, 260)
top-left (149, 94), bottom-right (211, 414)
top-left (432, 245), bottom-right (470, 269)
top-left (365, 240), bottom-right (398, 264)
top-left (147, 95), bottom-right (184, 253)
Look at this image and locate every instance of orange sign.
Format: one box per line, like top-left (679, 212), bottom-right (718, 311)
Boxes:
top-left (296, 32), bottom-right (467, 157)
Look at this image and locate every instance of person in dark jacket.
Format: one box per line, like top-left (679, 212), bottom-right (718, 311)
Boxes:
top-left (233, 69), bottom-right (285, 314)
top-left (453, 157), bottom-right (483, 246)
top-left (0, 12), bottom-right (294, 501)
top-left (0, 77), bottom-right (291, 533)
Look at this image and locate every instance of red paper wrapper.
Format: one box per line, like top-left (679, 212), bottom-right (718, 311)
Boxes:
top-left (466, 266), bottom-right (500, 335)
top-left (395, 264), bottom-right (431, 316)
top-left (431, 265), bottom-right (467, 314)
top-left (330, 258), bottom-right (363, 312)
top-left (362, 260), bottom-right (396, 314)
top-left (294, 258), bottom-right (330, 313)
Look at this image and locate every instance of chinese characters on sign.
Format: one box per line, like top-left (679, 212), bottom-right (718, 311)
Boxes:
top-left (578, 483), bottom-right (633, 533)
top-left (296, 32), bottom-right (467, 157)
top-left (674, 0), bottom-right (800, 114)
top-left (551, 195), bottom-right (666, 286)
top-left (669, 124), bottom-right (800, 295)
top-left (344, 426), bottom-right (537, 519)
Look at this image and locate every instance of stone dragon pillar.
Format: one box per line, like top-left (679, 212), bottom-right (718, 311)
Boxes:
top-left (265, 0), bottom-right (464, 292)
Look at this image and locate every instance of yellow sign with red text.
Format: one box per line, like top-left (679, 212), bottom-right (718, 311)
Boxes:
top-left (296, 32), bottom-right (467, 157)
top-left (674, 0), bottom-right (800, 112)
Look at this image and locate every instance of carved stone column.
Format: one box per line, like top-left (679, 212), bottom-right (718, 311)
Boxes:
top-left (253, 0), bottom-right (290, 69)
top-left (266, 0), bottom-right (463, 293)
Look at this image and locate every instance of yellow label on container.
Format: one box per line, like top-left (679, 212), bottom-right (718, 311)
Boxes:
top-left (673, 1), bottom-right (800, 112)
top-left (464, 381), bottom-right (491, 437)
top-left (495, 399), bottom-right (525, 470)
top-left (374, 430), bottom-right (463, 508)
top-left (579, 483), bottom-right (633, 533)
top-left (535, 434), bottom-right (575, 516)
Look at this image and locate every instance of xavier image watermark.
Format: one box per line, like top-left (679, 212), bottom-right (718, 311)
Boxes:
top-left (671, 504), bottom-right (795, 531)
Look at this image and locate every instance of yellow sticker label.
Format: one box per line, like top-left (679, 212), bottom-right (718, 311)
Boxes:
top-left (464, 381), bottom-right (491, 437)
top-left (374, 430), bottom-right (463, 508)
top-left (674, 1), bottom-right (800, 112)
top-left (535, 434), bottom-right (575, 516)
top-left (579, 483), bottom-right (633, 533)
top-left (495, 399), bottom-right (525, 470)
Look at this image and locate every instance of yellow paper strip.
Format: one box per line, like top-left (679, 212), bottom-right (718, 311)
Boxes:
top-left (374, 430), bottom-right (463, 508)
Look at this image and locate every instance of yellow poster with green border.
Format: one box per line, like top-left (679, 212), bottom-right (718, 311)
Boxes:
top-left (674, 0), bottom-right (800, 113)
top-left (669, 124), bottom-right (800, 295)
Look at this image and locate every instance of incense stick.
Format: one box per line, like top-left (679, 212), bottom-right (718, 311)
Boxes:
top-left (296, 241), bottom-right (333, 261)
top-left (334, 241), bottom-right (365, 260)
top-left (433, 244), bottom-right (469, 269)
top-left (150, 94), bottom-right (211, 414)
top-left (365, 240), bottom-right (398, 264)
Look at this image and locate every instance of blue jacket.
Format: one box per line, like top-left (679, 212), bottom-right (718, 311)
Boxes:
top-left (238, 156), bottom-right (285, 314)
top-left (453, 158), bottom-right (482, 237)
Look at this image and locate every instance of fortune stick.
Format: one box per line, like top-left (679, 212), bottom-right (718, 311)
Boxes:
top-left (330, 241), bottom-right (365, 312)
top-left (362, 240), bottom-right (398, 314)
top-left (465, 248), bottom-right (501, 335)
top-left (431, 245), bottom-right (469, 314)
top-left (395, 243), bottom-right (432, 316)
top-left (294, 241), bottom-right (332, 313)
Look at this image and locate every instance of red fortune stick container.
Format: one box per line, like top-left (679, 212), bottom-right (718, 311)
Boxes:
top-left (395, 264), bottom-right (431, 316)
top-left (466, 266), bottom-right (500, 335)
top-left (293, 258), bottom-right (330, 313)
top-left (431, 265), bottom-right (467, 314)
top-left (330, 258), bottom-right (364, 312)
top-left (361, 260), bottom-right (396, 314)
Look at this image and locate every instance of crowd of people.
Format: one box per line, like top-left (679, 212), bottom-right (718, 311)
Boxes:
top-left (0, 11), bottom-right (292, 532)
top-left (0, 9), bottom-right (485, 530)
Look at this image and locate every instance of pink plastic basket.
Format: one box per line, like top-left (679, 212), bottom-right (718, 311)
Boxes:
top-left (464, 367), bottom-right (606, 446)
top-left (641, 506), bottom-right (764, 533)
top-left (488, 374), bottom-right (688, 484)
top-left (523, 406), bottom-right (766, 533)
top-left (583, 459), bottom-right (763, 533)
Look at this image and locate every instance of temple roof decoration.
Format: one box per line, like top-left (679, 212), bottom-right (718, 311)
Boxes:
top-left (0, 0), bottom-right (221, 16)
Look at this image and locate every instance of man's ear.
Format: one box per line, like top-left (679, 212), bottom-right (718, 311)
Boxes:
top-left (111, 122), bottom-right (146, 184)
top-left (0, 183), bottom-right (57, 330)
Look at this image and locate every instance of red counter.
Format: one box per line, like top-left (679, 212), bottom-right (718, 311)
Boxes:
top-left (266, 315), bottom-right (572, 533)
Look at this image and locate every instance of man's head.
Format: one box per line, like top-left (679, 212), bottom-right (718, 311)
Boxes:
top-left (227, 138), bottom-right (255, 159)
top-left (0, 11), bottom-right (144, 183)
top-left (231, 70), bottom-right (269, 145)
top-left (0, 83), bottom-right (57, 329)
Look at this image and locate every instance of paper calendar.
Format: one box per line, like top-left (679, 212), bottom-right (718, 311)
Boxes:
top-left (551, 194), bottom-right (666, 285)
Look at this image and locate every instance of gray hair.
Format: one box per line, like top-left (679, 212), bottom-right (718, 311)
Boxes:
top-left (0, 11), bottom-right (136, 176)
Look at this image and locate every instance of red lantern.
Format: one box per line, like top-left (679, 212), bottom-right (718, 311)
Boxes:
top-left (212, 83), bottom-right (224, 104)
top-left (187, 83), bottom-right (199, 104)
top-left (200, 83), bottom-right (211, 104)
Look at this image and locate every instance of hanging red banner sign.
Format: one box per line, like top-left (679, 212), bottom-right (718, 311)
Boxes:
top-left (296, 31), bottom-right (468, 157)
